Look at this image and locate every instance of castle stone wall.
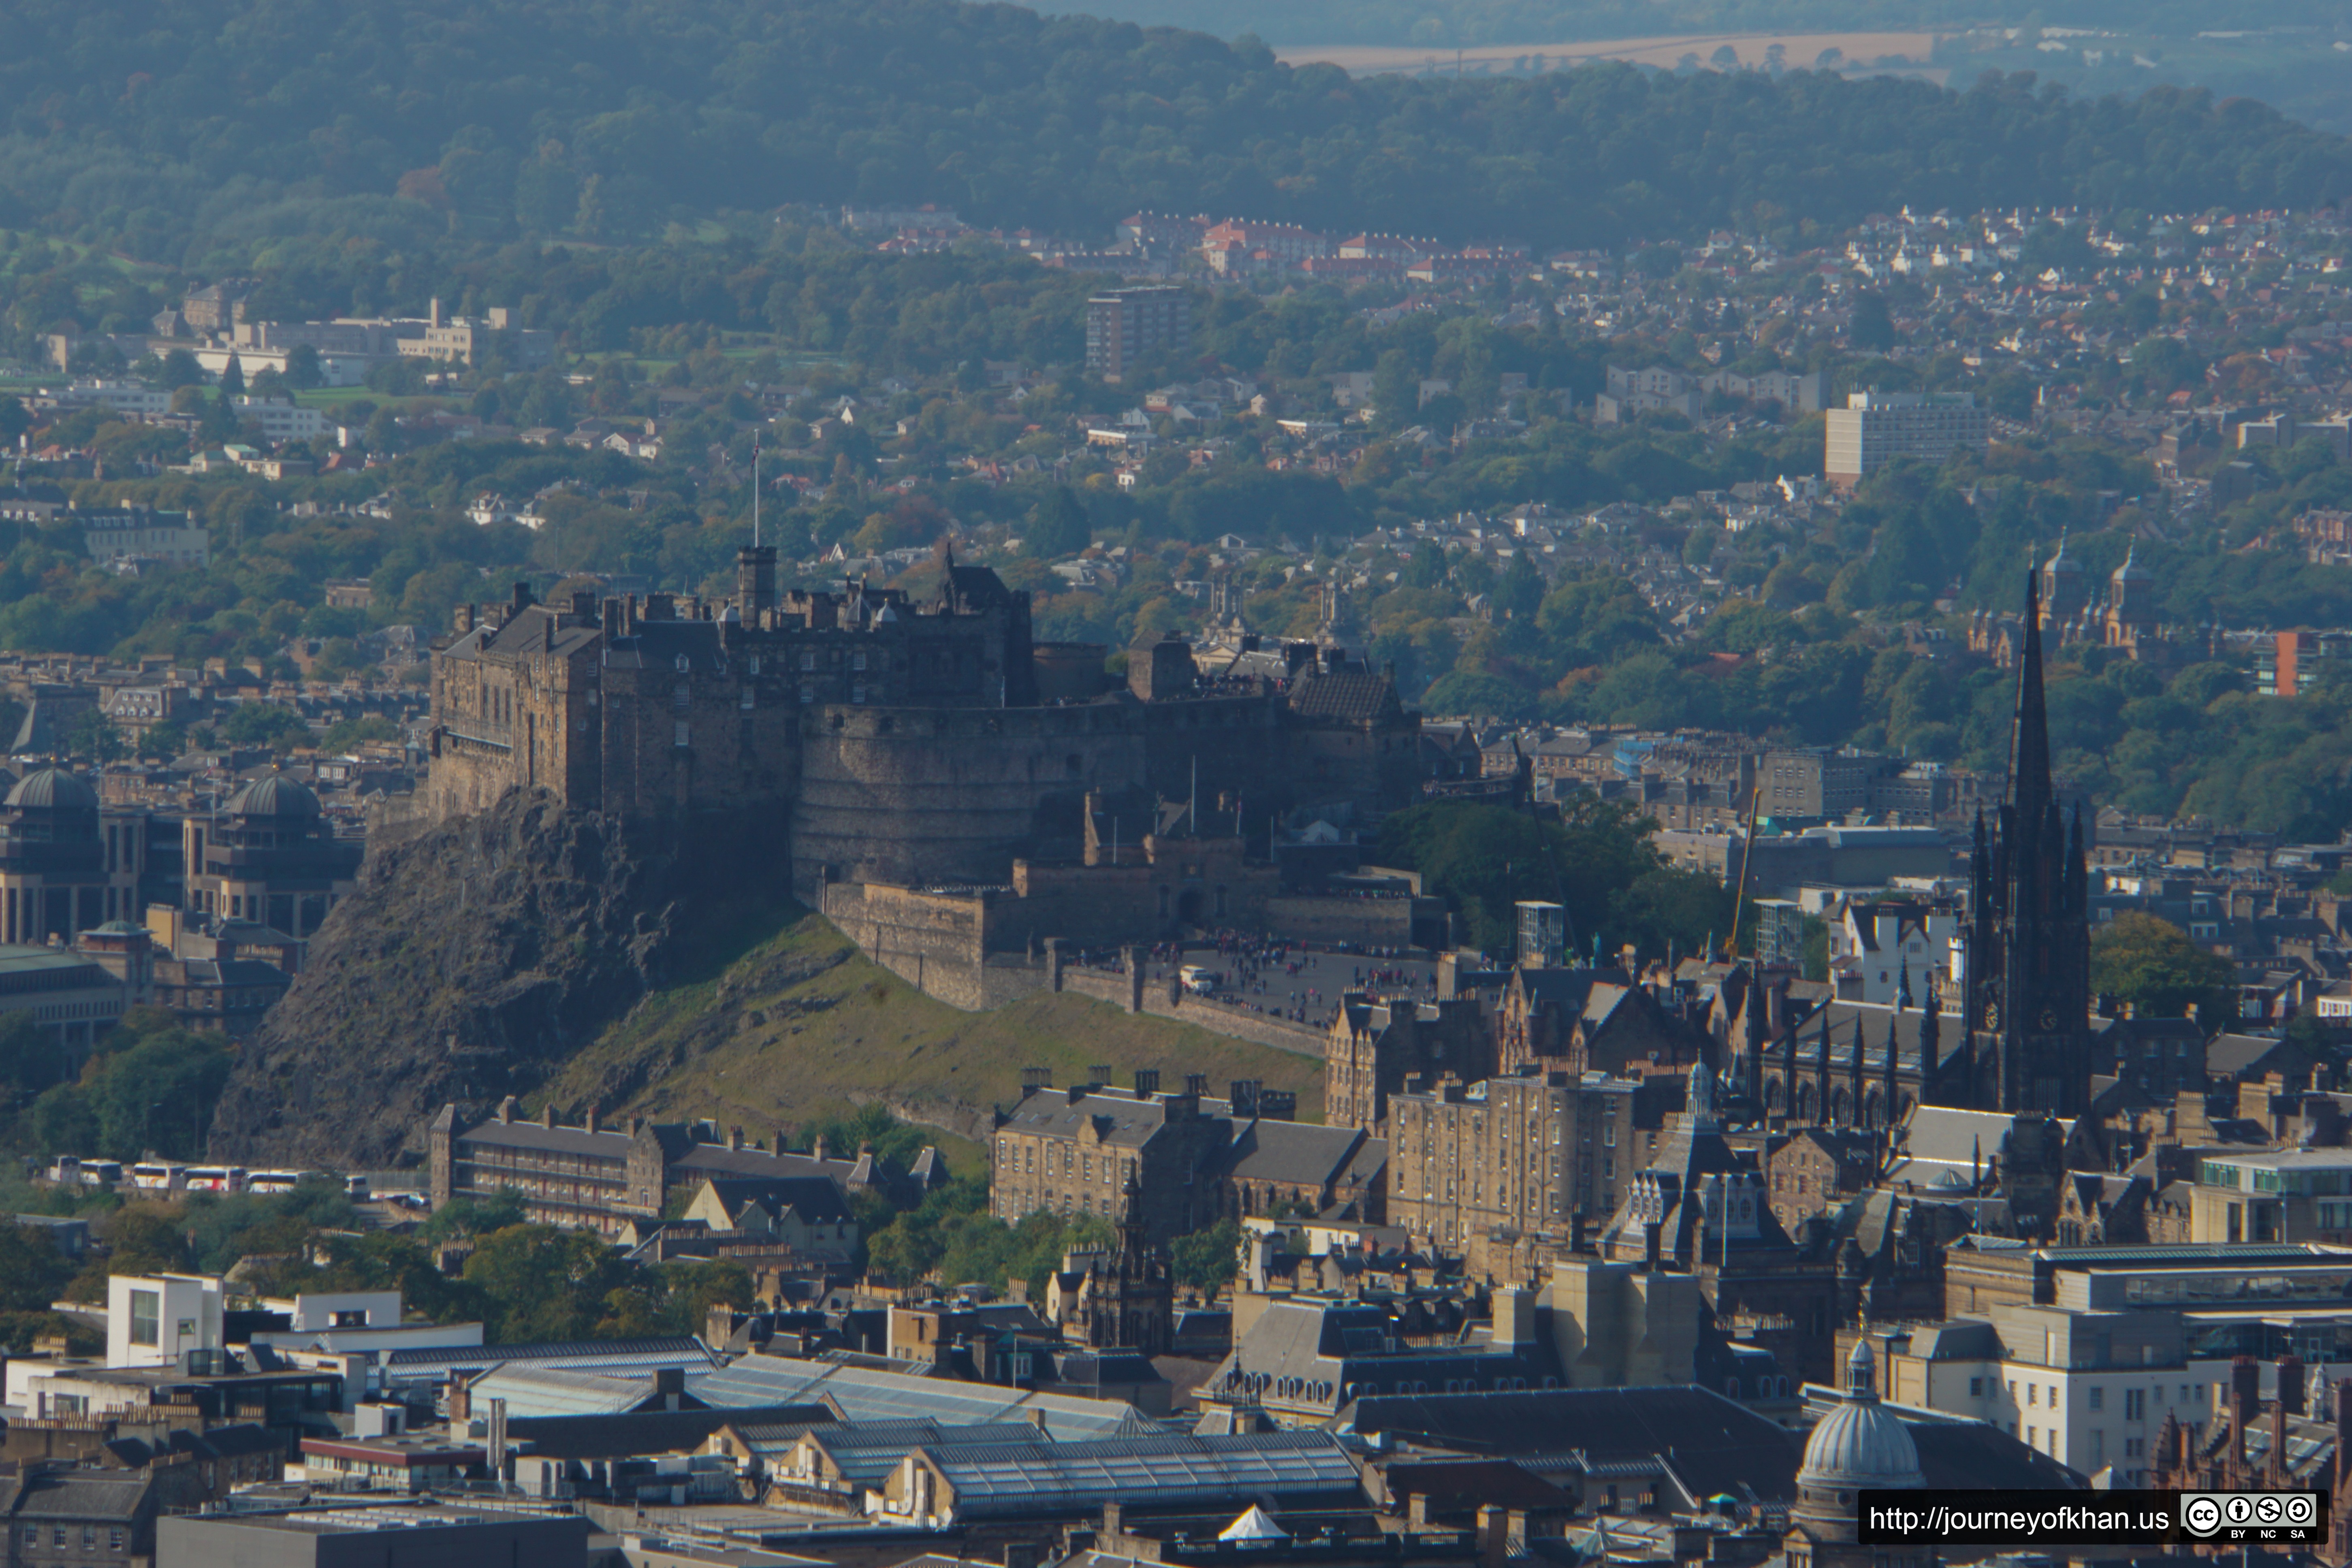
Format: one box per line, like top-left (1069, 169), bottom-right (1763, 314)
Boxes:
top-left (792, 704), bottom-right (1150, 896)
top-left (821, 879), bottom-right (1055, 1009)
top-left (1261, 894), bottom-right (1446, 949)
top-left (1056, 962), bottom-right (1325, 1058)
top-left (1009, 850), bottom-right (1278, 947)
top-left (597, 643), bottom-right (800, 824)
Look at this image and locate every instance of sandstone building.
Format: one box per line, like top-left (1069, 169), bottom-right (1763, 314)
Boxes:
top-left (1384, 1067), bottom-right (1661, 1266)
top-left (1323, 994), bottom-right (1491, 1134)
top-left (426, 1096), bottom-right (938, 1236)
top-left (990, 1074), bottom-right (1385, 1244)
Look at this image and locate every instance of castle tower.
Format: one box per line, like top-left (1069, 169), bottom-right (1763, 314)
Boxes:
top-left (1955, 570), bottom-right (2092, 1115)
top-left (736, 544), bottom-right (777, 617)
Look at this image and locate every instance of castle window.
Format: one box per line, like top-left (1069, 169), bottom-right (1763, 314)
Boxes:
top-left (741, 687), bottom-right (756, 710)
top-left (852, 685), bottom-right (867, 704)
top-left (674, 722), bottom-right (690, 748)
top-left (853, 651), bottom-right (868, 672)
top-left (800, 651), bottom-right (815, 671)
top-left (748, 657), bottom-right (760, 674)
top-left (675, 655), bottom-right (691, 672)
top-left (800, 684), bottom-right (815, 705)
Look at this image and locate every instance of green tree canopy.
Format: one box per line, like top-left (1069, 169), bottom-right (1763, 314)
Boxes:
top-left (1375, 796), bottom-right (1663, 957)
top-left (2090, 911), bottom-right (2238, 1027)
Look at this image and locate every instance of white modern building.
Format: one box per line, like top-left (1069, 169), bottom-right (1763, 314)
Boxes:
top-left (1824, 391), bottom-right (1989, 486)
top-left (1878, 1300), bottom-right (2255, 1485)
top-left (107, 1271), bottom-right (224, 1369)
top-left (230, 397), bottom-right (330, 442)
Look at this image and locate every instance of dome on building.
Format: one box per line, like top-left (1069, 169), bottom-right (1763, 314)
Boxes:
top-left (2112, 546), bottom-right (2152, 582)
top-left (2043, 533), bottom-right (2081, 574)
top-left (6, 766), bottom-right (97, 812)
top-left (1798, 1342), bottom-right (1923, 1492)
top-left (226, 773), bottom-right (323, 819)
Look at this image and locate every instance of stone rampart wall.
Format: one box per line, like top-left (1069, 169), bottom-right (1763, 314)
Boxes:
top-left (1262, 894), bottom-right (1430, 947)
top-left (1054, 959), bottom-right (1325, 1058)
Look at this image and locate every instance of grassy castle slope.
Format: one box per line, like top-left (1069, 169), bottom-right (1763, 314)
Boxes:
top-left (534, 901), bottom-right (1327, 1174)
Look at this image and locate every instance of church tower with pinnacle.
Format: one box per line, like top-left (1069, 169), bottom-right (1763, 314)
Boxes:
top-left (1951, 568), bottom-right (2093, 1115)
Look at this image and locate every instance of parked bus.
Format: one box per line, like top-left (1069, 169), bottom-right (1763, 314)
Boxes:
top-left (183, 1166), bottom-right (247, 1194)
top-left (127, 1162), bottom-right (185, 1193)
top-left (46, 1156), bottom-right (122, 1188)
top-left (244, 1169), bottom-right (312, 1196)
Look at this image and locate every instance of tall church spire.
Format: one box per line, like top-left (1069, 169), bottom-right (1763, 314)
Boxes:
top-left (2008, 566), bottom-right (2053, 829)
top-left (1949, 567), bottom-right (2092, 1118)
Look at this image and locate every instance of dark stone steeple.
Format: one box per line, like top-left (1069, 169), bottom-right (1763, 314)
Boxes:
top-left (1955, 568), bottom-right (2093, 1114)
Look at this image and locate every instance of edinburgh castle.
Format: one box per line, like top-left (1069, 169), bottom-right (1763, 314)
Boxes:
top-left (425, 546), bottom-right (1421, 998)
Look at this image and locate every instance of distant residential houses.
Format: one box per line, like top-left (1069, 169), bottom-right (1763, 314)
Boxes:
top-left (839, 203), bottom-right (1527, 288)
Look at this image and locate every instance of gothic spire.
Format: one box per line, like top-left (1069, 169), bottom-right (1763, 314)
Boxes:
top-left (2008, 567), bottom-right (2053, 826)
top-left (1882, 1009), bottom-right (1901, 1125)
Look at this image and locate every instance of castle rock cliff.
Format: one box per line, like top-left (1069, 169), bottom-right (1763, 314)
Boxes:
top-left (211, 789), bottom-right (767, 1166)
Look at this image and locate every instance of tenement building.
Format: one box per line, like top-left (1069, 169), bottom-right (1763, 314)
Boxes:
top-left (426, 1097), bottom-right (939, 1235)
top-left (990, 1073), bottom-right (1385, 1244)
top-left (1385, 1067), bottom-right (1658, 1269)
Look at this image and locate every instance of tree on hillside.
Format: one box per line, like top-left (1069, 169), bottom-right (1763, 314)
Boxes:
top-left (2091, 911), bottom-right (2238, 1027)
top-left (219, 703), bottom-right (311, 751)
top-left (0, 1223), bottom-right (82, 1352)
top-left (1026, 487), bottom-right (1090, 559)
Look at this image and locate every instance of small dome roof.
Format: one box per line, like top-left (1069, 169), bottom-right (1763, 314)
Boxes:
top-left (7, 766), bottom-right (97, 811)
top-left (1798, 1342), bottom-right (1923, 1491)
top-left (2112, 547), bottom-right (2152, 581)
top-left (2044, 534), bottom-right (2081, 573)
top-left (227, 772), bottom-right (322, 819)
